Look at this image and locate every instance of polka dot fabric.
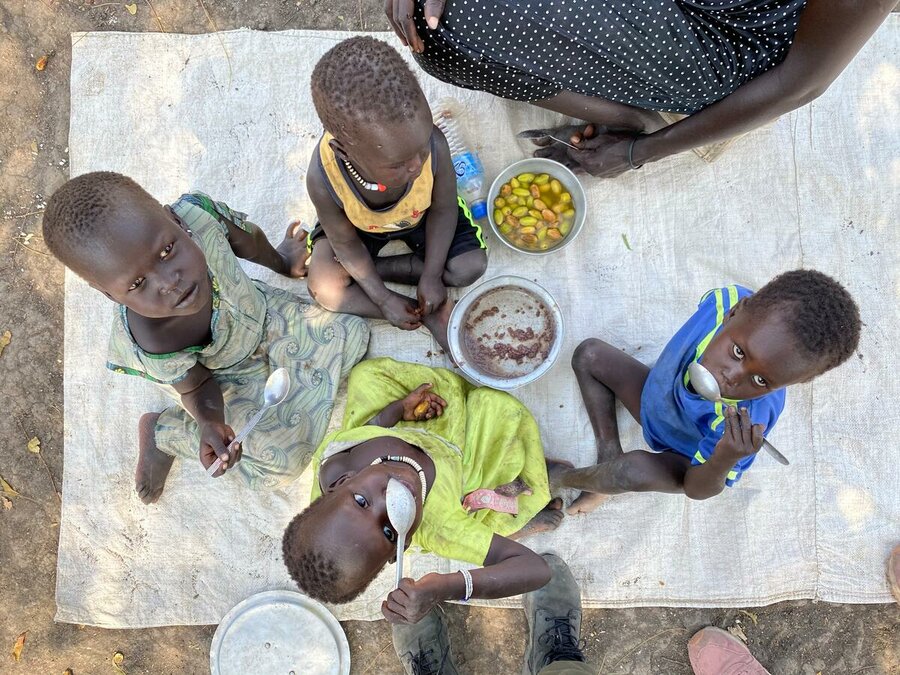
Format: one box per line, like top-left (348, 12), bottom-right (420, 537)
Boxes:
top-left (412, 0), bottom-right (808, 114)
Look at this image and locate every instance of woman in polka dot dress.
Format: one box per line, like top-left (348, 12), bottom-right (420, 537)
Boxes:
top-left (386, 0), bottom-right (896, 176)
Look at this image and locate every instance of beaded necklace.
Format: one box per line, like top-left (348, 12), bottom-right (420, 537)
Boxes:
top-left (370, 455), bottom-right (428, 502)
top-left (342, 159), bottom-right (386, 192)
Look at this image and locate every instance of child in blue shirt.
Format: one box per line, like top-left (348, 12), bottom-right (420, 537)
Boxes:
top-left (549, 270), bottom-right (861, 513)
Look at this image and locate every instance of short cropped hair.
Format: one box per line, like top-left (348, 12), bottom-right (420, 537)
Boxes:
top-left (282, 496), bottom-right (382, 604)
top-left (42, 171), bottom-right (145, 269)
top-left (744, 269), bottom-right (861, 374)
top-left (311, 36), bottom-right (424, 137)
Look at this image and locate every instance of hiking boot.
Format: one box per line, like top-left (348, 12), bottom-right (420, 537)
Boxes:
top-left (688, 626), bottom-right (770, 675)
top-left (523, 553), bottom-right (586, 675)
top-left (392, 605), bottom-right (459, 675)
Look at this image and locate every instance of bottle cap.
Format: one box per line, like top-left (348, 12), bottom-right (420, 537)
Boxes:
top-left (470, 200), bottom-right (488, 221)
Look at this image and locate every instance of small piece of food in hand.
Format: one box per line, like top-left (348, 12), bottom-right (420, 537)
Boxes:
top-left (413, 401), bottom-right (430, 417)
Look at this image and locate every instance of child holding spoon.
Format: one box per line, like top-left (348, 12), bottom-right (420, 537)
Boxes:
top-left (281, 357), bottom-right (563, 622)
top-left (551, 270), bottom-right (860, 513)
top-left (43, 172), bottom-right (369, 502)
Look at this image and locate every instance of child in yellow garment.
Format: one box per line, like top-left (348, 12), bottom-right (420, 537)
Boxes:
top-left (305, 37), bottom-right (488, 353)
top-left (282, 357), bottom-right (563, 624)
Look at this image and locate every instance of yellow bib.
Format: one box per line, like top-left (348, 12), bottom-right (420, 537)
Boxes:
top-left (316, 132), bottom-right (434, 234)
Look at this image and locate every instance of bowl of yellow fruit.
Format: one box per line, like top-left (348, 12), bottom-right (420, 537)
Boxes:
top-left (487, 158), bottom-right (586, 255)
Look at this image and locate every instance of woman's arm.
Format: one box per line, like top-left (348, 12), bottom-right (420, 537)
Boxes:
top-left (563, 0), bottom-right (896, 176)
top-left (381, 534), bottom-right (551, 624)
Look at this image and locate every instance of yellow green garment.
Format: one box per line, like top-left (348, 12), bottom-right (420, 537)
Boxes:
top-left (106, 192), bottom-right (370, 489)
top-left (310, 358), bottom-right (551, 565)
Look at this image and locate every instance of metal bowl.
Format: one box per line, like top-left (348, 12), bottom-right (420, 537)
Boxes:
top-left (448, 275), bottom-right (564, 390)
top-left (487, 158), bottom-right (587, 256)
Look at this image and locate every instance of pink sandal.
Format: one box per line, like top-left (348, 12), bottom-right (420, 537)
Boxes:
top-left (688, 626), bottom-right (770, 675)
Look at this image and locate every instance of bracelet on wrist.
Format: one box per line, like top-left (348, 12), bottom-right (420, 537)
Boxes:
top-left (627, 137), bottom-right (644, 171)
top-left (458, 569), bottom-right (473, 602)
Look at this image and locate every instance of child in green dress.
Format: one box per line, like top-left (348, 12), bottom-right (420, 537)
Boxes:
top-left (281, 358), bottom-right (563, 624)
top-left (43, 171), bottom-right (369, 501)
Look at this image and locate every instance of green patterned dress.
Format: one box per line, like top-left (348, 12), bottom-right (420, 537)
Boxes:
top-left (107, 193), bottom-right (370, 489)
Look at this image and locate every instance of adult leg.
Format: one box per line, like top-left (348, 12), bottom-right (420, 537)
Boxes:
top-left (533, 90), bottom-right (668, 135)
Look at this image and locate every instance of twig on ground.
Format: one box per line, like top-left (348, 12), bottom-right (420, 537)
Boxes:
top-left (144, 0), bottom-right (168, 32)
top-left (600, 628), bottom-right (680, 674)
top-left (197, 0), bottom-right (233, 87)
top-left (3, 210), bottom-right (44, 221)
top-left (360, 641), bottom-right (396, 674)
top-left (17, 418), bottom-right (60, 502)
top-left (358, 0), bottom-right (364, 29)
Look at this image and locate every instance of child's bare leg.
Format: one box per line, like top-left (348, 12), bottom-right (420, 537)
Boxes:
top-left (556, 451), bottom-right (691, 515)
top-left (308, 241), bottom-right (418, 318)
top-left (420, 299), bottom-right (454, 353)
top-left (509, 498), bottom-right (565, 540)
top-left (567, 338), bottom-right (651, 513)
top-left (375, 248), bottom-right (487, 289)
top-left (136, 412), bottom-right (175, 505)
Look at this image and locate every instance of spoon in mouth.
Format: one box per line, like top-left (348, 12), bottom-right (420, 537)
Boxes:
top-left (687, 362), bottom-right (790, 466)
top-left (385, 478), bottom-right (417, 589)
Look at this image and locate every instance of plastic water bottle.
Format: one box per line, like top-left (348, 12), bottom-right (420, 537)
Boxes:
top-left (433, 98), bottom-right (488, 221)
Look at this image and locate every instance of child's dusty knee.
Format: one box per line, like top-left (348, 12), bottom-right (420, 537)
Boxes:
top-left (444, 250), bottom-right (487, 287)
top-left (571, 338), bottom-right (605, 369)
top-left (307, 272), bottom-right (343, 311)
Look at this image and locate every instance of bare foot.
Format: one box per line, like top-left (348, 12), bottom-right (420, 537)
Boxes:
top-left (495, 477), bottom-right (532, 498)
top-left (136, 412), bottom-right (175, 505)
top-left (510, 498), bottom-right (565, 540)
top-left (566, 491), bottom-right (610, 516)
top-left (545, 459), bottom-right (573, 491)
top-left (421, 299), bottom-right (454, 354)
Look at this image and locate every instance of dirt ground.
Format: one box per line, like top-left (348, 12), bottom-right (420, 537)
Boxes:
top-left (0, 1), bottom-right (896, 673)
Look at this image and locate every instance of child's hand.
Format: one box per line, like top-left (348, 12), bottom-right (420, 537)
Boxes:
top-left (378, 295), bottom-right (423, 330)
top-left (416, 275), bottom-right (447, 316)
top-left (275, 221), bottom-right (310, 279)
top-left (198, 421), bottom-right (240, 477)
top-left (381, 574), bottom-right (442, 624)
top-left (401, 383), bottom-right (447, 421)
top-left (713, 406), bottom-right (764, 463)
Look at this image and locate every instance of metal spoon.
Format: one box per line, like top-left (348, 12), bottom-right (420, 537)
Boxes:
top-left (687, 362), bottom-right (790, 466)
top-left (206, 368), bottom-right (291, 477)
top-left (385, 478), bottom-right (417, 589)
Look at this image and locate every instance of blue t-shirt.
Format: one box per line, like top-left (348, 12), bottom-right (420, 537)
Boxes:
top-left (640, 285), bottom-right (786, 486)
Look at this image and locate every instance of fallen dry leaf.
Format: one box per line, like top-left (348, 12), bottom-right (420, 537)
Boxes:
top-left (27, 437), bottom-right (41, 454)
top-left (11, 631), bottom-right (26, 662)
top-left (727, 624), bottom-right (748, 643)
top-left (0, 475), bottom-right (20, 497)
top-left (0, 330), bottom-right (11, 357)
top-left (35, 54), bottom-right (49, 71)
top-left (1, 495), bottom-right (11, 510)
top-left (112, 650), bottom-right (126, 673)
top-left (124, 3), bottom-right (137, 14)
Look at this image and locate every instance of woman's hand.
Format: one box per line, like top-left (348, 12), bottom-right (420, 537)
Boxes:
top-left (401, 383), bottom-right (447, 421)
top-left (531, 124), bottom-right (641, 178)
top-left (381, 574), bottom-right (444, 624)
top-left (198, 421), bottom-right (239, 477)
top-left (385, 0), bottom-right (446, 53)
top-left (713, 406), bottom-right (764, 464)
top-left (416, 274), bottom-right (447, 316)
top-left (275, 221), bottom-right (310, 278)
